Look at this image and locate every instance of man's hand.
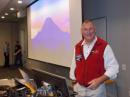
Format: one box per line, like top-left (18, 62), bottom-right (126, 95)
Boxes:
top-left (88, 78), bottom-right (101, 90)
top-left (13, 53), bottom-right (16, 56)
top-left (72, 80), bottom-right (77, 87)
top-left (88, 75), bottom-right (109, 90)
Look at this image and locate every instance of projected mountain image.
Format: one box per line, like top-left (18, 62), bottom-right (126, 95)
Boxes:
top-left (32, 17), bottom-right (71, 51)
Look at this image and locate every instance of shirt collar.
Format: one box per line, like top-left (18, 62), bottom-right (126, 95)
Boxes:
top-left (81, 36), bottom-right (97, 46)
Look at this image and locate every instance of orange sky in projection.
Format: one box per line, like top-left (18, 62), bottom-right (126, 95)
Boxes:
top-left (31, 0), bottom-right (70, 39)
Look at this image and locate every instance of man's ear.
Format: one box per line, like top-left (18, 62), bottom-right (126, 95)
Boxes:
top-left (80, 27), bottom-right (83, 34)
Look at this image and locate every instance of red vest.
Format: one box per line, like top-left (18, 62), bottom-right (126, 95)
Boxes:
top-left (75, 37), bottom-right (108, 86)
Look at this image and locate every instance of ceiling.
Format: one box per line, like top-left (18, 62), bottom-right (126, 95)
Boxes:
top-left (0, 0), bottom-right (37, 22)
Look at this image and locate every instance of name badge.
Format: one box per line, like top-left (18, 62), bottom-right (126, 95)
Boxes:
top-left (75, 54), bottom-right (82, 61)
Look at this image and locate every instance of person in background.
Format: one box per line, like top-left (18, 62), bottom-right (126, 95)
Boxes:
top-left (14, 41), bottom-right (23, 67)
top-left (3, 41), bottom-right (10, 67)
top-left (69, 19), bottom-right (119, 97)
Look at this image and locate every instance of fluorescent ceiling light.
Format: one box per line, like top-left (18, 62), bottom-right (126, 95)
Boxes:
top-left (18, 0), bottom-right (23, 4)
top-left (10, 8), bottom-right (15, 11)
top-left (5, 13), bottom-right (8, 15)
top-left (1, 16), bottom-right (5, 19)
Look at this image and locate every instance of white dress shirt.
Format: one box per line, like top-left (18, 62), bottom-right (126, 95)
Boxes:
top-left (70, 36), bottom-right (119, 80)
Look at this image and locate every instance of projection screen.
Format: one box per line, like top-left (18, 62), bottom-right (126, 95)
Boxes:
top-left (27, 0), bottom-right (82, 67)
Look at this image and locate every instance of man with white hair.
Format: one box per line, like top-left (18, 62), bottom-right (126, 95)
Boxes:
top-left (70, 19), bottom-right (119, 97)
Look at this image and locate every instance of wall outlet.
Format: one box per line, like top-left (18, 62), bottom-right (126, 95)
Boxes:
top-left (122, 64), bottom-right (126, 71)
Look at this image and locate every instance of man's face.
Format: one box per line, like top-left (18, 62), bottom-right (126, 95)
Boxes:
top-left (81, 22), bottom-right (96, 43)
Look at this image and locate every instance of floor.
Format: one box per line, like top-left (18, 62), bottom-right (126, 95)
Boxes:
top-left (0, 67), bottom-right (32, 79)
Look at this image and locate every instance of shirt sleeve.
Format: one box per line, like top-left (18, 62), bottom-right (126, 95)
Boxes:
top-left (69, 49), bottom-right (76, 80)
top-left (104, 45), bottom-right (119, 79)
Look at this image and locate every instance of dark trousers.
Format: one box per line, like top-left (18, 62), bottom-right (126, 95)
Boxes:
top-left (14, 55), bottom-right (23, 67)
top-left (4, 53), bottom-right (9, 67)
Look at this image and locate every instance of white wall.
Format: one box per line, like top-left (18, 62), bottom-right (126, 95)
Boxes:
top-left (0, 22), bottom-right (18, 66)
top-left (18, 18), bottom-right (28, 65)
